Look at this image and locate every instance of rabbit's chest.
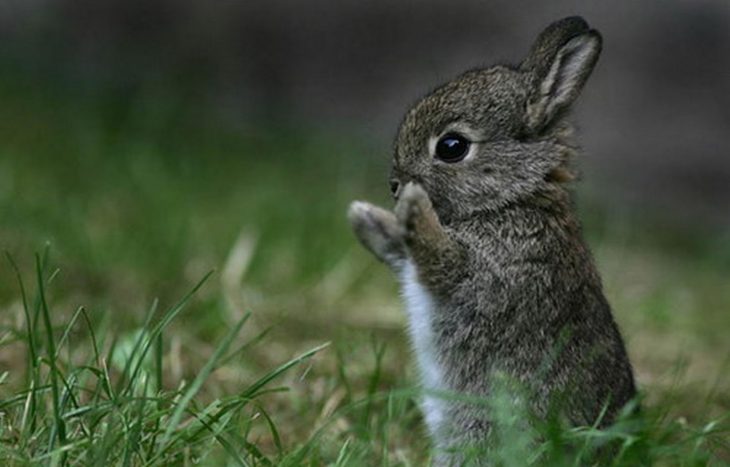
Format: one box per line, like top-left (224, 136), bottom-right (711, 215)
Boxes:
top-left (400, 260), bottom-right (447, 434)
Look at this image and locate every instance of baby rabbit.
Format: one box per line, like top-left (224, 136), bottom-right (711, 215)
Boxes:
top-left (348, 16), bottom-right (636, 461)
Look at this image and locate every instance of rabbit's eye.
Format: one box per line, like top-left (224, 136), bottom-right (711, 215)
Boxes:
top-left (435, 133), bottom-right (470, 162)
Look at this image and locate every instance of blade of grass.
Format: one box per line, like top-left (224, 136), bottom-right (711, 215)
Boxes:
top-left (36, 253), bottom-right (67, 452)
top-left (218, 326), bottom-right (273, 367)
top-left (158, 311), bottom-right (250, 448)
top-left (185, 406), bottom-right (251, 467)
top-left (255, 404), bottom-right (284, 459)
top-left (362, 337), bottom-right (386, 430)
top-left (240, 342), bottom-right (330, 400)
top-left (154, 333), bottom-right (163, 392)
top-left (122, 378), bottom-right (149, 467)
top-left (55, 306), bottom-right (84, 360)
top-left (6, 252), bottom-right (39, 436)
top-left (79, 308), bottom-right (101, 367)
top-left (117, 299), bottom-right (158, 394)
top-left (124, 271), bottom-right (213, 396)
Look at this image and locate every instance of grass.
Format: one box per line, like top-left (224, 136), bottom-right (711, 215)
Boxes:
top-left (0, 72), bottom-right (729, 465)
top-left (1, 248), bottom-right (330, 465)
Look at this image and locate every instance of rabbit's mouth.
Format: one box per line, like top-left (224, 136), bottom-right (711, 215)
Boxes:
top-left (389, 172), bottom-right (425, 201)
top-left (389, 179), bottom-right (402, 200)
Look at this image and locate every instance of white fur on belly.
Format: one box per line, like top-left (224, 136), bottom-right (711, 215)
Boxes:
top-left (400, 260), bottom-right (446, 436)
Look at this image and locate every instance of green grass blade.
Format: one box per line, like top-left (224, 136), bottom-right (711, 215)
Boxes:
top-left (186, 406), bottom-right (251, 467)
top-left (5, 253), bottom-right (39, 435)
top-left (158, 311), bottom-right (250, 449)
top-left (35, 253), bottom-right (67, 451)
top-left (55, 306), bottom-right (84, 360)
top-left (240, 342), bottom-right (330, 400)
top-left (124, 271), bottom-right (213, 396)
top-left (122, 378), bottom-right (149, 467)
top-left (117, 298), bottom-right (158, 394)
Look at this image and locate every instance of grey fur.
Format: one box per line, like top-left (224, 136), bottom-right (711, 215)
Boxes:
top-left (348, 16), bottom-right (636, 463)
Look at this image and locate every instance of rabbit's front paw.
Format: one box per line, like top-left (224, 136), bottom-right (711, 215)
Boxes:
top-left (395, 182), bottom-right (433, 238)
top-left (348, 201), bottom-right (406, 267)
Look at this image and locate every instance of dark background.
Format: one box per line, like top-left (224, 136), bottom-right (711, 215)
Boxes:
top-left (3, 0), bottom-right (729, 225)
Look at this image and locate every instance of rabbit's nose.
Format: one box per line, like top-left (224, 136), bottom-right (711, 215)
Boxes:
top-left (390, 179), bottom-right (401, 199)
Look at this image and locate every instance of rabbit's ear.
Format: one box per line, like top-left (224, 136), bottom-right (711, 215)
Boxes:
top-left (521, 17), bottom-right (602, 132)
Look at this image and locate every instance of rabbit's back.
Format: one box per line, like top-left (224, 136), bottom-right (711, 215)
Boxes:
top-left (430, 204), bottom-right (635, 424)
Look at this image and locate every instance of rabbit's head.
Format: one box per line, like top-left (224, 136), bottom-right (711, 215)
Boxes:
top-left (390, 17), bottom-right (602, 223)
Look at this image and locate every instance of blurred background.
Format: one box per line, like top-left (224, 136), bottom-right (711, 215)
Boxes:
top-left (0, 0), bottom-right (728, 461)
top-left (4, 0), bottom-right (729, 220)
